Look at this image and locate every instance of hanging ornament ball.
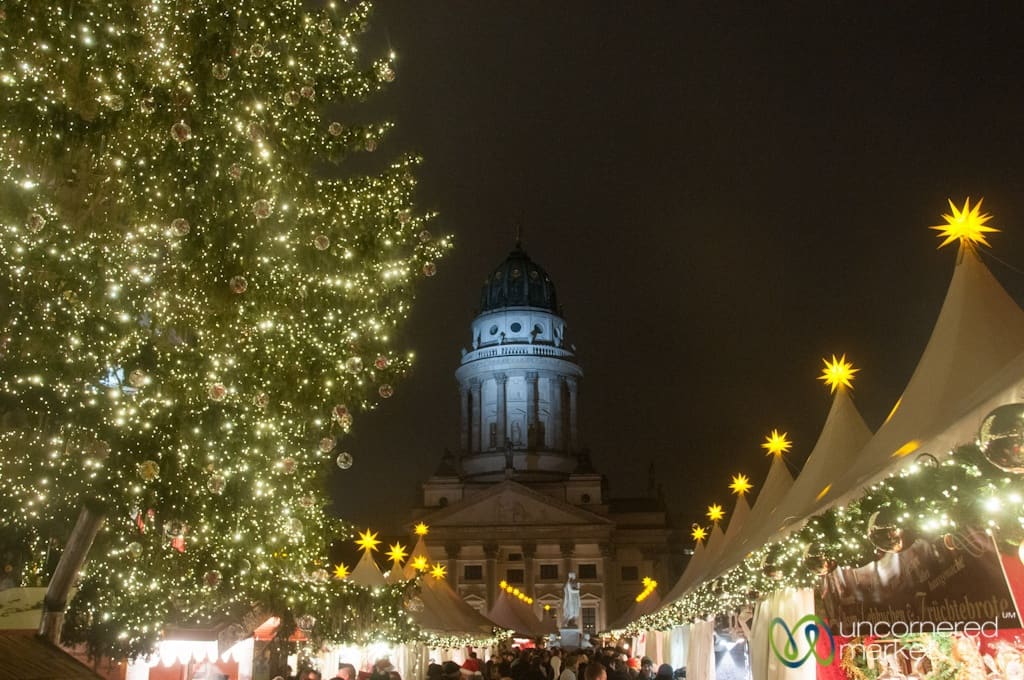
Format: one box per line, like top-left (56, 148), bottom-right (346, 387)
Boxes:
top-left (398, 209), bottom-right (412, 224)
top-left (208, 383), bottom-right (227, 401)
top-left (104, 94), bottom-right (124, 111)
top-left (364, 138), bottom-right (378, 152)
top-left (344, 356), bottom-right (363, 374)
top-left (212, 62), bottom-right (229, 80)
top-left (230, 275), bottom-right (248, 294)
top-left (247, 122), bottom-right (264, 141)
top-left (338, 412), bottom-right (353, 431)
top-left (867, 511), bottom-right (905, 553)
top-left (171, 217), bottom-right (191, 236)
top-left (802, 546), bottom-right (836, 576)
top-left (140, 97), bottom-right (155, 114)
top-left (254, 392), bottom-right (270, 409)
top-left (404, 596), bottom-right (424, 613)
top-left (127, 542), bottom-right (143, 559)
top-left (377, 65), bottom-right (395, 82)
top-left (379, 384), bottom-right (394, 399)
top-left (228, 163), bottom-right (242, 180)
top-left (26, 212), bottom-right (45, 233)
top-left (300, 494), bottom-right (316, 509)
top-left (328, 122), bottom-right (344, 136)
top-left (171, 121), bottom-right (192, 143)
top-left (374, 355), bottom-right (390, 370)
top-left (239, 559), bottom-right (252, 575)
top-left (128, 369), bottom-right (147, 388)
top-left (418, 229), bottom-right (432, 243)
top-left (207, 474), bottom-right (226, 495)
top-left (284, 90), bottom-right (300, 106)
top-left (915, 452), bottom-right (939, 468)
top-left (252, 199), bottom-right (272, 219)
top-left (163, 520), bottom-right (187, 539)
top-left (318, 437), bottom-right (335, 453)
top-left (336, 451), bottom-right (354, 470)
top-left (332, 404), bottom-right (349, 421)
top-left (281, 456), bottom-right (297, 474)
top-left (300, 85), bottom-right (315, 100)
top-left (284, 518), bottom-right (303, 536)
top-left (138, 460), bottom-right (160, 482)
top-left (422, 262), bottom-right (437, 277)
top-left (760, 548), bottom-right (784, 580)
top-left (89, 440), bottom-right (111, 461)
top-left (979, 403), bottom-right (1024, 473)
top-left (250, 43), bottom-right (265, 57)
top-left (204, 569), bottom-right (222, 587)
top-left (319, 18), bottom-right (332, 34)
top-left (311, 569), bottom-right (329, 582)
top-left (313, 234), bottom-right (330, 250)
top-left (297, 614), bottom-right (316, 631)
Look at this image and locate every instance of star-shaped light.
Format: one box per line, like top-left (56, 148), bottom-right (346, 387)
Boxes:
top-left (333, 563), bottom-right (350, 580)
top-left (642, 576), bottom-right (655, 588)
top-left (411, 555), bottom-right (429, 572)
top-left (819, 354), bottom-right (859, 394)
top-left (355, 529), bottom-right (380, 552)
top-left (430, 563), bottom-right (447, 579)
top-left (386, 542), bottom-right (408, 565)
top-left (931, 197), bottom-right (998, 249)
top-left (729, 473), bottom-right (753, 496)
top-left (691, 524), bottom-right (708, 543)
top-left (762, 429), bottom-right (792, 457)
top-left (414, 522), bottom-right (429, 536)
top-left (707, 503), bottom-right (725, 523)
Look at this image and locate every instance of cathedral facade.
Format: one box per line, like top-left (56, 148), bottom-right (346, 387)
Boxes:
top-left (413, 245), bottom-right (682, 634)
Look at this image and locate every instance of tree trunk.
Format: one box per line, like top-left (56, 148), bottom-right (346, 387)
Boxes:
top-left (38, 502), bottom-right (106, 644)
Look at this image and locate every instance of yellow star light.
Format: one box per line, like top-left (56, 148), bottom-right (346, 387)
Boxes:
top-left (931, 197), bottom-right (998, 249)
top-left (762, 429), bottom-right (792, 457)
top-left (707, 503), bottom-right (725, 523)
top-left (729, 473), bottom-right (753, 496)
top-left (430, 563), bottom-right (447, 579)
top-left (333, 563), bottom-right (350, 580)
top-left (819, 354), bottom-right (859, 394)
top-left (691, 524), bottom-right (708, 543)
top-left (414, 522), bottom-right (429, 536)
top-left (355, 528), bottom-right (381, 552)
top-left (386, 542), bottom-right (408, 565)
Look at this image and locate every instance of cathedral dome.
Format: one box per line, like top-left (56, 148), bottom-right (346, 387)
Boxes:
top-left (479, 244), bottom-right (558, 313)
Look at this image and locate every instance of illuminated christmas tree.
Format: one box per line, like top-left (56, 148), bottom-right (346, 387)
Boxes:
top-left (0, 0), bottom-right (447, 657)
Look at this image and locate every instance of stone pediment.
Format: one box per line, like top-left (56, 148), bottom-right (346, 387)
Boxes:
top-left (424, 480), bottom-right (612, 528)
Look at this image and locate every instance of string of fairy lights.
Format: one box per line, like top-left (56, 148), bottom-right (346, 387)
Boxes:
top-left (0, 0), bottom-right (449, 659)
top-left (626, 199), bottom-right (1024, 634)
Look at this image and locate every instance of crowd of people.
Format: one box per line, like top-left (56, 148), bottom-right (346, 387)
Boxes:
top-left (273, 644), bottom-right (682, 680)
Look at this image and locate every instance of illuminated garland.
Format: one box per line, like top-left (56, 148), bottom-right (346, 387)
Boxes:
top-left (626, 442), bottom-right (1024, 633)
top-left (0, 0), bottom-right (450, 659)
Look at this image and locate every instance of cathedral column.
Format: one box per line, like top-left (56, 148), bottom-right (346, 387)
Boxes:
top-left (484, 543), bottom-right (499, 609)
top-left (523, 542), bottom-right (536, 594)
top-left (526, 371), bottom-right (538, 448)
top-left (469, 378), bottom-right (482, 453)
top-left (459, 386), bottom-right (469, 451)
top-left (550, 375), bottom-right (563, 451)
top-left (567, 377), bottom-right (579, 451)
top-left (495, 373), bottom-right (507, 449)
top-left (445, 542), bottom-right (460, 589)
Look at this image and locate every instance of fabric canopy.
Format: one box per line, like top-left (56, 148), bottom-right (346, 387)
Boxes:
top-left (486, 590), bottom-right (557, 638)
top-left (413, 574), bottom-right (500, 639)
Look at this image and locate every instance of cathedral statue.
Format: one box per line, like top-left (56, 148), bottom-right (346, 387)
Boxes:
top-left (562, 572), bottom-right (580, 628)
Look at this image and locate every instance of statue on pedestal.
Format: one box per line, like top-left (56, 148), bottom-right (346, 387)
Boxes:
top-left (562, 571), bottom-right (581, 628)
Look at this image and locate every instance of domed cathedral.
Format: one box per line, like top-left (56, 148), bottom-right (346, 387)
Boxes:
top-left (415, 242), bottom-right (683, 636)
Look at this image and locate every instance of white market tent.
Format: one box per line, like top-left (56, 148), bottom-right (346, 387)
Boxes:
top-left (350, 549), bottom-right (387, 587)
top-left (606, 590), bottom-right (663, 633)
top-left (413, 574), bottom-right (500, 641)
top-left (486, 589), bottom-right (557, 638)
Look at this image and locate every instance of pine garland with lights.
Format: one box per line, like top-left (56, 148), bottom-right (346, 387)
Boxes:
top-left (0, 0), bottom-right (449, 659)
top-left (628, 442), bottom-right (1024, 633)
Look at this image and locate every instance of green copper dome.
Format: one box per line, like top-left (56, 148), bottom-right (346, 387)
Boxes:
top-left (479, 245), bottom-right (558, 313)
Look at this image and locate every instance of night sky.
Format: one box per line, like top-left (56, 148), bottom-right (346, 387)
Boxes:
top-left (330, 2), bottom-right (1024, 533)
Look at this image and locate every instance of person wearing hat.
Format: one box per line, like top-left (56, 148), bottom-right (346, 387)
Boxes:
top-left (653, 665), bottom-right (673, 680)
top-left (443, 661), bottom-right (463, 680)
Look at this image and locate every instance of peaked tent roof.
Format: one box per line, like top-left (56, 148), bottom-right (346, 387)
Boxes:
top-left (663, 522), bottom-right (726, 605)
top-left (697, 454), bottom-right (795, 584)
top-left (605, 590), bottom-right (662, 632)
top-left (413, 574), bottom-right (501, 640)
top-left (660, 539), bottom-right (705, 605)
top-left (486, 590), bottom-right (557, 638)
top-left (349, 549), bottom-right (386, 587)
top-left (827, 246), bottom-right (1024, 507)
top-left (403, 535), bottom-right (430, 580)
